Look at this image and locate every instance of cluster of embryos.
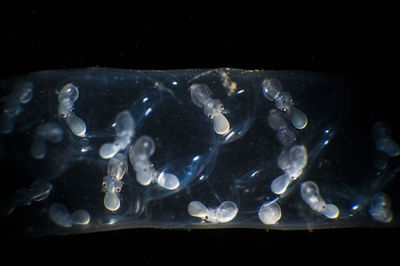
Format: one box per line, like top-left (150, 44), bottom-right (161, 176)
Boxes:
top-left (102, 153), bottom-right (128, 211)
top-left (4, 68), bottom-right (400, 235)
top-left (189, 83), bottom-right (230, 135)
top-left (57, 83), bottom-right (87, 137)
top-left (129, 135), bottom-right (179, 190)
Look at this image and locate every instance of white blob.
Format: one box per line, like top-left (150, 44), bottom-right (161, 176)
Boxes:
top-left (188, 201), bottom-right (209, 218)
top-left (271, 173), bottom-right (291, 195)
top-left (37, 122), bottom-right (64, 143)
top-left (104, 191), bottom-right (120, 211)
top-left (66, 114), bottom-right (86, 137)
top-left (213, 113), bottom-right (230, 135)
top-left (107, 153), bottom-right (128, 180)
top-left (30, 137), bottom-right (47, 159)
top-left (99, 143), bottom-right (118, 159)
top-left (0, 113), bottom-right (14, 134)
top-left (289, 106), bottom-right (308, 130)
top-left (215, 201), bottom-right (238, 223)
top-left (70, 209), bottom-right (91, 225)
top-left (258, 202), bottom-right (282, 225)
top-left (262, 79), bottom-right (282, 101)
top-left (323, 204), bottom-right (340, 219)
top-left (49, 203), bottom-right (72, 228)
top-left (157, 172), bottom-right (180, 190)
top-left (136, 170), bottom-right (153, 186)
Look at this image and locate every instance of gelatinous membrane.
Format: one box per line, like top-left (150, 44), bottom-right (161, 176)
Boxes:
top-left (0, 68), bottom-right (399, 238)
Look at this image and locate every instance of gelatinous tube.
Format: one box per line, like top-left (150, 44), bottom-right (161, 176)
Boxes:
top-left (188, 201), bottom-right (238, 223)
top-left (129, 135), bottom-right (179, 190)
top-left (258, 201), bottom-right (282, 225)
top-left (271, 145), bottom-right (308, 195)
top-left (189, 83), bottom-right (230, 135)
top-left (3, 68), bottom-right (400, 236)
top-left (99, 110), bottom-right (135, 159)
top-left (300, 181), bottom-right (339, 219)
top-left (57, 83), bottom-right (86, 137)
top-left (369, 193), bottom-right (393, 223)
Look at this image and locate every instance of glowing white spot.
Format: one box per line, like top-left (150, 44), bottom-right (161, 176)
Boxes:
top-left (250, 170), bottom-right (261, 177)
top-left (145, 107), bottom-right (152, 116)
top-left (198, 175), bottom-right (205, 181)
top-left (193, 155), bottom-right (200, 161)
top-left (143, 97), bottom-right (149, 103)
top-left (236, 89), bottom-right (245, 94)
top-left (323, 140), bottom-right (329, 145)
top-left (172, 81), bottom-right (178, 86)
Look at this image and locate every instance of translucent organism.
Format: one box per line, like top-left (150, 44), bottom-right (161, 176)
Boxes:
top-left (129, 135), bottom-right (179, 190)
top-left (300, 181), bottom-right (339, 219)
top-left (372, 121), bottom-right (399, 158)
top-left (57, 83), bottom-right (87, 137)
top-left (271, 145), bottom-right (308, 195)
top-left (0, 82), bottom-right (33, 134)
top-left (267, 109), bottom-right (296, 146)
top-left (30, 122), bottom-right (64, 159)
top-left (99, 110), bottom-right (135, 159)
top-left (263, 78), bottom-right (308, 130)
top-left (102, 153), bottom-right (128, 211)
top-left (258, 201), bottom-right (281, 225)
top-left (0, 68), bottom-right (398, 237)
top-left (369, 193), bottom-right (393, 223)
top-left (2, 179), bottom-right (52, 215)
top-left (188, 201), bottom-right (238, 223)
top-left (189, 83), bottom-right (230, 135)
top-left (49, 203), bottom-right (90, 227)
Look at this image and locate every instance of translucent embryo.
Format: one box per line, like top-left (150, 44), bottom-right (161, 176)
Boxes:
top-left (0, 68), bottom-right (399, 237)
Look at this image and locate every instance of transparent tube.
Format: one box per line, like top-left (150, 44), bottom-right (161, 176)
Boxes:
top-left (0, 68), bottom-right (398, 238)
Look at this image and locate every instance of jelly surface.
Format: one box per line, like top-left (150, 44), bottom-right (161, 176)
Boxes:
top-left (0, 68), bottom-right (399, 237)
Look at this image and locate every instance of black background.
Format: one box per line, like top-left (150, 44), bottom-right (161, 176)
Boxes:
top-left (1, 7), bottom-right (399, 265)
